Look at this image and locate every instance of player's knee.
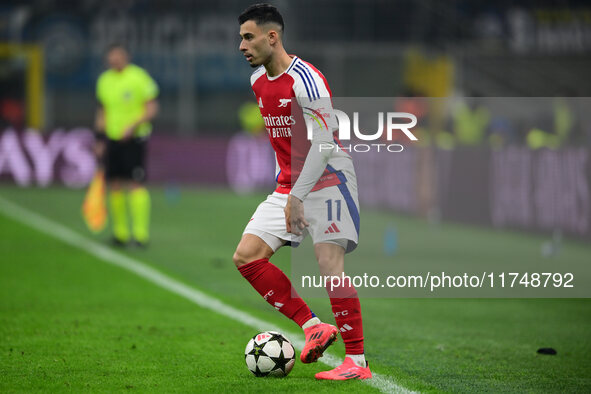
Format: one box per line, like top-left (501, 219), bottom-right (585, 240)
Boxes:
top-left (129, 181), bottom-right (145, 190)
top-left (232, 248), bottom-right (250, 268)
top-left (233, 235), bottom-right (275, 268)
top-left (317, 254), bottom-right (344, 276)
top-left (233, 244), bottom-right (273, 268)
top-left (109, 180), bottom-right (122, 191)
top-left (315, 242), bottom-right (346, 276)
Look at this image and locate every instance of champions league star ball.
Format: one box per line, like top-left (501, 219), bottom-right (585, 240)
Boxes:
top-left (244, 331), bottom-right (295, 377)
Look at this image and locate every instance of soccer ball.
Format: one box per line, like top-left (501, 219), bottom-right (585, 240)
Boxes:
top-left (244, 331), bottom-right (295, 377)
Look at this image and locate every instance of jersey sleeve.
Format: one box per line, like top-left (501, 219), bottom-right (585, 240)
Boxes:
top-left (292, 69), bottom-right (338, 138)
top-left (250, 66), bottom-right (265, 87)
top-left (138, 68), bottom-right (159, 101)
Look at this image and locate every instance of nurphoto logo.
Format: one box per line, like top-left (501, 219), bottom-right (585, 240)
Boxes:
top-left (304, 108), bottom-right (418, 153)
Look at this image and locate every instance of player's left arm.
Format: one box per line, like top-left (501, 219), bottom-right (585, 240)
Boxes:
top-left (135, 99), bottom-right (160, 125)
top-left (286, 78), bottom-right (337, 234)
top-left (122, 69), bottom-right (160, 140)
top-left (122, 99), bottom-right (159, 140)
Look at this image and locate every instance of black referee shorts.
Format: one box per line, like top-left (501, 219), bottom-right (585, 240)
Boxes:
top-left (105, 137), bottom-right (147, 183)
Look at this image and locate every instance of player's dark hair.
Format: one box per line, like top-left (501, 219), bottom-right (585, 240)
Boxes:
top-left (106, 43), bottom-right (130, 55)
top-left (238, 3), bottom-right (284, 32)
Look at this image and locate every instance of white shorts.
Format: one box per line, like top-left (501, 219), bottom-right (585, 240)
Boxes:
top-left (243, 171), bottom-right (360, 253)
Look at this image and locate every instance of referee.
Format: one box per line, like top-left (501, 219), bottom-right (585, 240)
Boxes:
top-left (94, 44), bottom-right (159, 247)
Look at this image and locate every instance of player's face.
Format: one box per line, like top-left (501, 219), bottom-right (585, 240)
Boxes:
top-left (107, 48), bottom-right (129, 71)
top-left (239, 20), bottom-right (273, 68)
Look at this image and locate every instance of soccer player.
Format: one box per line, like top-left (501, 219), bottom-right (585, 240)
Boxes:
top-left (94, 44), bottom-right (158, 247)
top-left (235, 4), bottom-right (371, 380)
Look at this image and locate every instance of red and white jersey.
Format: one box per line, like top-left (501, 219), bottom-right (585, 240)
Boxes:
top-left (251, 55), bottom-right (352, 195)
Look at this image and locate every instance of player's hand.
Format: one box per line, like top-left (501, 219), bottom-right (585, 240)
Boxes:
top-left (94, 140), bottom-right (106, 160)
top-left (121, 126), bottom-right (136, 141)
top-left (285, 194), bottom-right (309, 236)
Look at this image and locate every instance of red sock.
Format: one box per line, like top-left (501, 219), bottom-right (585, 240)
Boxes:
top-left (326, 281), bottom-right (364, 354)
top-left (238, 258), bottom-right (314, 327)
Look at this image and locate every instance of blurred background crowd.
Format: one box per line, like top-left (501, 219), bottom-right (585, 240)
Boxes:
top-left (2, 0), bottom-right (591, 138)
top-left (1, 0), bottom-right (590, 239)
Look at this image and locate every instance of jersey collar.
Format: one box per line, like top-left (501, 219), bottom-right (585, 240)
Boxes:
top-left (266, 55), bottom-right (298, 81)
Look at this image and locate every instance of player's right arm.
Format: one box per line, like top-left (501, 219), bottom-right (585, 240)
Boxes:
top-left (93, 105), bottom-right (106, 158)
top-left (95, 106), bottom-right (105, 133)
top-left (94, 75), bottom-right (107, 161)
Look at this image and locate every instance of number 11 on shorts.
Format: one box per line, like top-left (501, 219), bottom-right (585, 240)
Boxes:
top-left (325, 199), bottom-right (342, 221)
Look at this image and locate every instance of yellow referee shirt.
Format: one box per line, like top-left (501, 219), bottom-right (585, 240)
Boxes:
top-left (96, 64), bottom-right (158, 140)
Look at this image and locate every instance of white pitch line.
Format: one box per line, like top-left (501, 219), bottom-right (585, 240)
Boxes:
top-left (0, 195), bottom-right (415, 394)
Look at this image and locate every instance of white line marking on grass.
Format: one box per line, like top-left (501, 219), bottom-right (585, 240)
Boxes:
top-left (0, 195), bottom-right (415, 394)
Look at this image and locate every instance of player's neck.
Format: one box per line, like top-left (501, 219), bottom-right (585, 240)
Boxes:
top-left (112, 63), bottom-right (129, 73)
top-left (264, 50), bottom-right (292, 78)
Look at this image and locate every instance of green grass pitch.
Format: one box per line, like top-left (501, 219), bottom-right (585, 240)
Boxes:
top-left (1, 186), bottom-right (590, 393)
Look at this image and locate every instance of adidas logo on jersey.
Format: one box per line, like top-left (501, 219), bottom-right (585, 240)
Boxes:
top-left (340, 324), bottom-right (354, 332)
top-left (324, 223), bottom-right (341, 234)
top-left (274, 302), bottom-right (284, 310)
top-left (258, 97), bottom-right (263, 108)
